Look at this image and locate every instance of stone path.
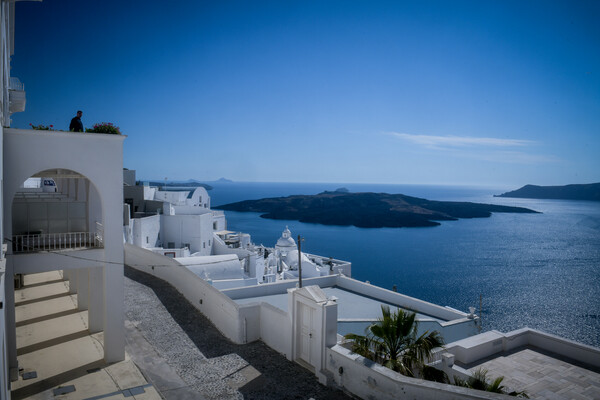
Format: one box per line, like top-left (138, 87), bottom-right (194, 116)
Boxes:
top-left (123, 266), bottom-right (353, 400)
top-left (466, 348), bottom-right (600, 400)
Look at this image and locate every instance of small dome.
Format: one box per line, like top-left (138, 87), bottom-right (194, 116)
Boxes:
top-left (276, 226), bottom-right (297, 250)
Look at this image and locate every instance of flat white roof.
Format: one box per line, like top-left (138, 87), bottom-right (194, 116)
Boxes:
top-left (233, 287), bottom-right (444, 322)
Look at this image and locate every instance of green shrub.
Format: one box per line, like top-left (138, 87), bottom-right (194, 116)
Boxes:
top-left (86, 122), bottom-right (121, 135)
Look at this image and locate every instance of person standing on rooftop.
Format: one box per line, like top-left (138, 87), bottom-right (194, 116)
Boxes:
top-left (69, 110), bottom-right (83, 132)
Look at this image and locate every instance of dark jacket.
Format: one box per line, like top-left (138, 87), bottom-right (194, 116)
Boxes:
top-left (70, 116), bottom-right (83, 132)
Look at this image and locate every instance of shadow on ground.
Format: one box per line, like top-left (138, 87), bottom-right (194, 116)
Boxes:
top-left (124, 266), bottom-right (353, 400)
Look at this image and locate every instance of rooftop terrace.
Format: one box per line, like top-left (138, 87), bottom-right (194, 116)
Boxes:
top-left (461, 347), bottom-right (600, 400)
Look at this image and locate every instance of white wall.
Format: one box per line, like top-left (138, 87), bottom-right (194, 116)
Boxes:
top-left (442, 328), bottom-right (600, 369)
top-left (327, 345), bottom-right (507, 400)
top-left (153, 191), bottom-right (188, 205)
top-left (259, 302), bottom-right (292, 358)
top-left (212, 212), bottom-right (226, 231)
top-left (11, 249), bottom-right (104, 274)
top-left (336, 275), bottom-right (468, 321)
top-left (126, 244), bottom-right (304, 361)
top-left (4, 128), bottom-right (126, 365)
top-left (211, 277), bottom-right (258, 290)
top-left (172, 205), bottom-right (212, 215)
top-left (188, 187), bottom-right (210, 208)
top-left (12, 196), bottom-right (89, 235)
top-left (132, 215), bottom-right (161, 248)
top-left (178, 254), bottom-right (243, 280)
top-left (125, 244), bottom-right (247, 343)
top-left (222, 275), bottom-right (338, 300)
top-left (162, 213), bottom-right (213, 255)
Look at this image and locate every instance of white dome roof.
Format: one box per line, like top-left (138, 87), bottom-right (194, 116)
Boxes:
top-left (276, 226), bottom-right (297, 250)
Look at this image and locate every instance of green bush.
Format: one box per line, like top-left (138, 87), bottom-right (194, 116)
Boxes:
top-left (86, 122), bottom-right (121, 135)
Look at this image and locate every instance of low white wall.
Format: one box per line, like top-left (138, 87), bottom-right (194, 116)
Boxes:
top-left (518, 329), bottom-right (600, 368)
top-left (444, 331), bottom-right (506, 365)
top-left (126, 243), bottom-right (302, 352)
top-left (125, 243), bottom-right (245, 343)
top-left (327, 345), bottom-right (508, 400)
top-left (172, 205), bottom-right (212, 215)
top-left (336, 275), bottom-right (467, 321)
top-left (237, 303), bottom-right (261, 343)
top-left (212, 278), bottom-right (258, 290)
top-left (444, 328), bottom-right (600, 369)
top-left (222, 275), bottom-right (338, 300)
top-left (11, 249), bottom-right (105, 274)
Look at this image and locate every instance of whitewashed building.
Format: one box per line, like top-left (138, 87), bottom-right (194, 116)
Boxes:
top-left (123, 176), bottom-right (352, 289)
top-left (0, 3), bottom-right (126, 399)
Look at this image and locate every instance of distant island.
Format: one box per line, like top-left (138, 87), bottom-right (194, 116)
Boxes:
top-left (213, 177), bottom-right (234, 183)
top-left (215, 191), bottom-right (539, 228)
top-left (496, 183), bottom-right (600, 202)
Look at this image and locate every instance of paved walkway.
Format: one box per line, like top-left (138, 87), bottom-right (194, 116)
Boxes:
top-left (466, 348), bottom-right (600, 400)
top-left (123, 265), bottom-right (353, 400)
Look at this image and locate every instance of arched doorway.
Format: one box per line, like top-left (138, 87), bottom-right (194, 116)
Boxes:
top-left (2, 127), bottom-right (126, 384)
top-left (11, 168), bottom-right (103, 255)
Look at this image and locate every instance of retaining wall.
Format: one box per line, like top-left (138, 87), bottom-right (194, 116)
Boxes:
top-left (327, 345), bottom-right (510, 400)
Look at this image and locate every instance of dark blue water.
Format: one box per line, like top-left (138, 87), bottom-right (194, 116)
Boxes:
top-left (209, 182), bottom-right (600, 347)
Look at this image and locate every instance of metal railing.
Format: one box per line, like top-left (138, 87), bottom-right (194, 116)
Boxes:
top-left (12, 232), bottom-right (103, 253)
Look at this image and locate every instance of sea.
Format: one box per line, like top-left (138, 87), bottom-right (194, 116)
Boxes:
top-left (205, 181), bottom-right (600, 348)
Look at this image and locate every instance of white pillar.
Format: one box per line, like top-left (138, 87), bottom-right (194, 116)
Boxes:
top-left (77, 269), bottom-right (89, 311)
top-left (88, 266), bottom-right (103, 333)
top-left (67, 269), bottom-right (77, 294)
top-left (102, 204), bottom-right (125, 362)
top-left (103, 262), bottom-right (124, 362)
top-left (5, 258), bottom-right (18, 381)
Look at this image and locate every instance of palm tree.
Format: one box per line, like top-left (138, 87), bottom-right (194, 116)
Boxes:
top-left (344, 305), bottom-right (444, 377)
top-left (454, 369), bottom-right (529, 398)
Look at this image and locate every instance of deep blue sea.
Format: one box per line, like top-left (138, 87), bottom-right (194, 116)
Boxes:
top-left (207, 182), bottom-right (600, 348)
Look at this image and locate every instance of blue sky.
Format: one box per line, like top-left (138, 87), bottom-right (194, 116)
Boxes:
top-left (11, 0), bottom-right (600, 186)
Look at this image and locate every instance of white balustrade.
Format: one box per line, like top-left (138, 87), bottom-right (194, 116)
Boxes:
top-left (12, 231), bottom-right (103, 253)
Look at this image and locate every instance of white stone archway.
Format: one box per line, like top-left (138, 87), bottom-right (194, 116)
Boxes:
top-left (2, 128), bottom-right (125, 379)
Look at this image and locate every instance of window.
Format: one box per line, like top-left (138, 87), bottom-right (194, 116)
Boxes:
top-left (146, 236), bottom-right (149, 244)
top-left (213, 222), bottom-right (217, 230)
top-left (203, 242), bottom-right (206, 249)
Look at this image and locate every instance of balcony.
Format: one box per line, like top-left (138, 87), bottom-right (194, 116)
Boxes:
top-left (8, 76), bottom-right (26, 113)
top-left (12, 231), bottom-right (103, 254)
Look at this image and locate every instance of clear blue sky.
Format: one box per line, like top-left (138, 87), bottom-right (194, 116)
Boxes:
top-left (11, 0), bottom-right (600, 186)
